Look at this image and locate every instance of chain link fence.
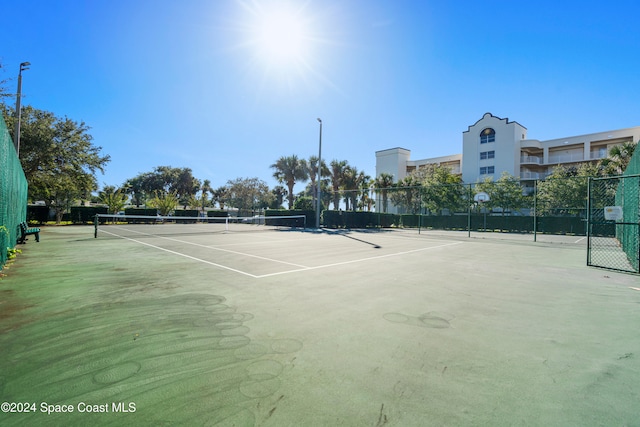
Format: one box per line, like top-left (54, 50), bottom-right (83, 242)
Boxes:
top-left (321, 177), bottom-right (590, 241)
top-left (587, 173), bottom-right (640, 274)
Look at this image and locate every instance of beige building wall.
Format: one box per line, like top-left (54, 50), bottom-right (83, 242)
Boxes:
top-left (375, 113), bottom-right (640, 194)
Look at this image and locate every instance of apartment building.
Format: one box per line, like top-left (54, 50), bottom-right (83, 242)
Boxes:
top-left (376, 113), bottom-right (640, 196)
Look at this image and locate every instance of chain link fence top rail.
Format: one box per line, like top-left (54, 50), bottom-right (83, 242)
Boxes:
top-left (0, 113), bottom-right (28, 269)
top-left (323, 179), bottom-right (589, 236)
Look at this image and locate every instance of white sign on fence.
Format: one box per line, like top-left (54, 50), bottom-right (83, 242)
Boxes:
top-left (604, 206), bottom-right (623, 221)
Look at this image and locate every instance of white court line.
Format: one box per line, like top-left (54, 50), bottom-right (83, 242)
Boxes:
top-left (98, 229), bottom-right (260, 278)
top-left (255, 241), bottom-right (464, 278)
top-left (105, 226), bottom-right (309, 268)
top-left (574, 237), bottom-right (587, 243)
top-left (99, 228), bottom-right (463, 279)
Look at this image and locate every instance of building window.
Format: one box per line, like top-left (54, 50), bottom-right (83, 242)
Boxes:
top-left (480, 150), bottom-right (495, 160)
top-left (480, 166), bottom-right (495, 175)
top-left (480, 128), bottom-right (495, 144)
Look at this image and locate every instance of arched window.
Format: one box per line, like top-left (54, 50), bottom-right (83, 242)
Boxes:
top-left (480, 128), bottom-right (495, 144)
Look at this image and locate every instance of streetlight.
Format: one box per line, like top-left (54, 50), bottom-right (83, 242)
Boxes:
top-left (315, 118), bottom-right (322, 229)
top-left (14, 61), bottom-right (31, 157)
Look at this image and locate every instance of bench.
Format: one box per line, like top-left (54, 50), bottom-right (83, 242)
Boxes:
top-left (18, 222), bottom-right (40, 244)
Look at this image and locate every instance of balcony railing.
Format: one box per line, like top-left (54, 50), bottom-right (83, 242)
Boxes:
top-left (520, 171), bottom-right (549, 180)
top-left (590, 151), bottom-right (607, 160)
top-left (547, 152), bottom-right (584, 164)
top-left (520, 156), bottom-right (542, 164)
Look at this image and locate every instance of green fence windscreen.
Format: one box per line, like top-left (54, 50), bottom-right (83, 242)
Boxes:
top-left (615, 145), bottom-right (640, 272)
top-left (0, 113), bottom-right (28, 269)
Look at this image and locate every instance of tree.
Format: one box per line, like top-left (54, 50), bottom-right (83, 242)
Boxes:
top-left (270, 185), bottom-right (287, 209)
top-left (306, 155), bottom-right (328, 212)
top-left (418, 164), bottom-right (465, 214)
top-left (0, 61), bottom-right (11, 101)
top-left (293, 196), bottom-right (314, 210)
top-left (357, 172), bottom-right (373, 211)
top-left (329, 159), bottom-right (348, 210)
top-left (475, 172), bottom-right (526, 215)
top-left (341, 166), bottom-right (358, 211)
top-left (537, 163), bottom-right (600, 216)
top-left (343, 168), bottom-right (371, 212)
top-left (98, 185), bottom-right (128, 214)
top-left (148, 191), bottom-right (179, 216)
top-left (374, 173), bottom-right (395, 213)
top-left (225, 177), bottom-right (273, 214)
top-left (197, 179), bottom-right (213, 213)
top-left (2, 105), bottom-right (110, 223)
top-left (123, 174), bottom-right (149, 207)
top-left (271, 155), bottom-right (308, 209)
top-left (599, 141), bottom-right (637, 176)
top-left (389, 174), bottom-right (422, 214)
top-left (124, 166), bottom-right (200, 208)
top-left (212, 186), bottom-right (229, 210)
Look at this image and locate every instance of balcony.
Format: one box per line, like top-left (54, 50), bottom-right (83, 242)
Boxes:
top-left (520, 171), bottom-right (548, 180)
top-left (547, 152), bottom-right (584, 164)
top-left (520, 155), bottom-right (542, 164)
top-left (590, 150), bottom-right (608, 160)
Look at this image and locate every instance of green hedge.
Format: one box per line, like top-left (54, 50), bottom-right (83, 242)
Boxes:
top-left (265, 209), bottom-right (314, 227)
top-left (207, 210), bottom-right (229, 218)
top-left (320, 211), bottom-right (586, 235)
top-left (124, 208), bottom-right (158, 216)
top-left (27, 205), bottom-right (50, 224)
top-left (173, 209), bottom-right (199, 223)
top-left (70, 206), bottom-right (108, 224)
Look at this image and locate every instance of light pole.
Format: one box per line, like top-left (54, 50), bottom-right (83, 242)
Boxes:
top-left (14, 61), bottom-right (31, 157)
top-left (315, 118), bottom-right (322, 229)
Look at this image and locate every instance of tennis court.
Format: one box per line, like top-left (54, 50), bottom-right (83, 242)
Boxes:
top-left (1, 224), bottom-right (639, 426)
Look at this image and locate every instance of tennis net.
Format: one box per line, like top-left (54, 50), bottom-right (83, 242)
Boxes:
top-left (93, 214), bottom-right (308, 238)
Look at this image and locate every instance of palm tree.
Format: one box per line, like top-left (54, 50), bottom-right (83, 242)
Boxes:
top-left (342, 166), bottom-right (357, 211)
top-left (98, 185), bottom-right (128, 215)
top-left (212, 186), bottom-right (229, 210)
top-left (271, 155), bottom-right (309, 209)
top-left (271, 185), bottom-right (287, 209)
top-left (374, 173), bottom-right (395, 213)
top-left (357, 171), bottom-right (373, 211)
top-left (600, 141), bottom-right (637, 176)
top-left (329, 159), bottom-right (348, 210)
top-left (198, 179), bottom-right (212, 214)
top-left (307, 155), bottom-right (328, 212)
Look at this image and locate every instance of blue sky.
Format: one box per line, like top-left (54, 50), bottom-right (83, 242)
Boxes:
top-left (3, 0), bottom-right (640, 195)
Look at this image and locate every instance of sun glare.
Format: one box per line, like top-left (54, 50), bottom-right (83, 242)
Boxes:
top-left (241, 1), bottom-right (317, 72)
top-left (233, 0), bottom-right (336, 94)
top-left (257, 10), bottom-right (306, 63)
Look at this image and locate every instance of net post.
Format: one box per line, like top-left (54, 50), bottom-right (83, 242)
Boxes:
top-left (94, 214), bottom-right (99, 238)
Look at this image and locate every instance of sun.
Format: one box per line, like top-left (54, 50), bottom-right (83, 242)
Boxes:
top-left (256, 9), bottom-right (307, 63)
top-left (241, 1), bottom-right (316, 71)
top-left (231, 0), bottom-right (337, 94)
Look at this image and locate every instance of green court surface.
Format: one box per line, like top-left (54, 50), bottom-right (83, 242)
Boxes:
top-left (1, 225), bottom-right (639, 426)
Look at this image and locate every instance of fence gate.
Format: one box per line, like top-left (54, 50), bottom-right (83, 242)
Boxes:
top-left (587, 175), bottom-right (640, 274)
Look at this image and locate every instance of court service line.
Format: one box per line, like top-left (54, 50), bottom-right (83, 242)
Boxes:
top-left (108, 226), bottom-right (309, 268)
top-left (255, 241), bottom-right (464, 278)
top-left (98, 229), bottom-right (260, 278)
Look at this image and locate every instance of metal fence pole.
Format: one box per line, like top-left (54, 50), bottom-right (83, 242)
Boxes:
top-left (533, 180), bottom-right (537, 242)
top-left (586, 177), bottom-right (592, 266)
top-left (467, 184), bottom-right (471, 238)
